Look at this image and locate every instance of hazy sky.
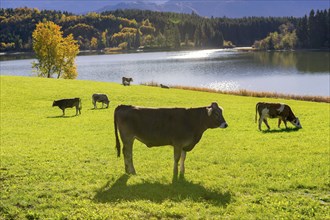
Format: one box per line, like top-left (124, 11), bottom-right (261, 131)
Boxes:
top-left (1, 0), bottom-right (329, 17)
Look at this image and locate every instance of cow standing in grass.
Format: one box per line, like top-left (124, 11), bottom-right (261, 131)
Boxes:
top-left (92, 93), bottom-right (110, 109)
top-left (122, 77), bottom-right (133, 86)
top-left (255, 102), bottom-right (302, 131)
top-left (52, 98), bottom-right (82, 116)
top-left (160, 84), bottom-right (170, 89)
top-left (114, 102), bottom-right (228, 179)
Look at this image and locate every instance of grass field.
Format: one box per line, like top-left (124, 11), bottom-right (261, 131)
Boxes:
top-left (1, 75), bottom-right (329, 219)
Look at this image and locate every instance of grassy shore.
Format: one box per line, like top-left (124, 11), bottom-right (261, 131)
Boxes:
top-left (143, 82), bottom-right (330, 103)
top-left (1, 76), bottom-right (329, 219)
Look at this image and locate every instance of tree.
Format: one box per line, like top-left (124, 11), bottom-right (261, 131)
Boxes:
top-left (101, 29), bottom-right (108, 48)
top-left (133, 30), bottom-right (141, 49)
top-left (90, 37), bottom-right (98, 49)
top-left (253, 23), bottom-right (297, 50)
top-left (296, 15), bottom-right (309, 48)
top-left (32, 21), bottom-right (79, 79)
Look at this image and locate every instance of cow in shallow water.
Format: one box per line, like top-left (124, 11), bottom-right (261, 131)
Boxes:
top-left (52, 98), bottom-right (81, 116)
top-left (122, 77), bottom-right (133, 86)
top-left (255, 102), bottom-right (302, 131)
top-left (92, 93), bottom-right (110, 109)
top-left (114, 102), bottom-right (228, 179)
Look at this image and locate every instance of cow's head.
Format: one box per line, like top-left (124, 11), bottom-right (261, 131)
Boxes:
top-left (290, 117), bottom-right (302, 128)
top-left (207, 102), bottom-right (228, 129)
top-left (52, 100), bottom-right (57, 107)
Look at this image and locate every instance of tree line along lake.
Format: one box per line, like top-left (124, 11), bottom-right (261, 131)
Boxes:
top-left (1, 49), bottom-right (329, 97)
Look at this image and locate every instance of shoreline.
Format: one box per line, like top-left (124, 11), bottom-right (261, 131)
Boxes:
top-left (142, 81), bottom-right (330, 103)
top-left (2, 75), bottom-right (328, 103)
top-left (2, 47), bottom-right (329, 57)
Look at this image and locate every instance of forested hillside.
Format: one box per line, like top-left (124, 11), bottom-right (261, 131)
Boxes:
top-left (0, 8), bottom-right (329, 52)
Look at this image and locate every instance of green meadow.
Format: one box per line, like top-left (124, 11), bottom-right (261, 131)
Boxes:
top-left (1, 75), bottom-right (329, 219)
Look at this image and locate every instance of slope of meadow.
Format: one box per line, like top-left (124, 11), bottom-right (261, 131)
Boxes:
top-left (1, 76), bottom-right (329, 219)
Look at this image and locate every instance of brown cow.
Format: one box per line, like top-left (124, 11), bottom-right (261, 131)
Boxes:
top-left (114, 102), bottom-right (228, 179)
top-left (255, 102), bottom-right (302, 131)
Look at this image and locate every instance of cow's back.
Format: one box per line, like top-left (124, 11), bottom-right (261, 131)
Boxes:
top-left (257, 102), bottom-right (281, 117)
top-left (93, 94), bottom-right (108, 102)
top-left (115, 105), bottom-right (206, 147)
top-left (55, 98), bottom-right (80, 108)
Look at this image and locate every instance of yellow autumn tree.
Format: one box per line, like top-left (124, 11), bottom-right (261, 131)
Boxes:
top-left (32, 21), bottom-right (79, 79)
top-left (90, 37), bottom-right (98, 50)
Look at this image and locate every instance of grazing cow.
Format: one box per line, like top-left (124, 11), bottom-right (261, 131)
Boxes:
top-left (92, 93), bottom-right (110, 109)
top-left (122, 77), bottom-right (133, 86)
top-left (52, 98), bottom-right (82, 116)
top-left (114, 102), bottom-right (228, 179)
top-left (255, 102), bottom-right (302, 131)
top-left (160, 84), bottom-right (170, 89)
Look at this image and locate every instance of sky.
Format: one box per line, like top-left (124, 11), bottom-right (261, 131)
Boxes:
top-left (1, 0), bottom-right (329, 17)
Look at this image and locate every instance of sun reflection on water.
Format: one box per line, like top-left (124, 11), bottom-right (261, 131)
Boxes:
top-left (170, 49), bottom-right (224, 59)
top-left (202, 80), bottom-right (240, 91)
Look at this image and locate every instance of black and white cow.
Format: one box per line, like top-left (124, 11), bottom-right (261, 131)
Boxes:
top-left (255, 102), bottom-right (302, 131)
top-left (92, 93), bottom-right (110, 109)
top-left (122, 77), bottom-right (133, 86)
top-left (52, 98), bottom-right (81, 116)
top-left (160, 84), bottom-right (170, 89)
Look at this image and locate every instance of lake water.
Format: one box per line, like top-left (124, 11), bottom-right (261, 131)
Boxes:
top-left (1, 49), bottom-right (329, 96)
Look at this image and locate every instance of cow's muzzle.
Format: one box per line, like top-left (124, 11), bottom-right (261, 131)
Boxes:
top-left (220, 122), bottom-right (228, 128)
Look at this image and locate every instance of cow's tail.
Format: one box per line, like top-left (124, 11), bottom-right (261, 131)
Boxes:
top-left (255, 102), bottom-right (259, 123)
top-left (114, 109), bottom-right (121, 157)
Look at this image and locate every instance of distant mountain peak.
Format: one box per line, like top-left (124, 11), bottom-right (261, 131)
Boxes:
top-left (2, 0), bottom-right (329, 18)
top-left (97, 0), bottom-right (199, 15)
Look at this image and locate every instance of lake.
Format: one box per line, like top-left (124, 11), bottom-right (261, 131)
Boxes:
top-left (1, 49), bottom-right (329, 96)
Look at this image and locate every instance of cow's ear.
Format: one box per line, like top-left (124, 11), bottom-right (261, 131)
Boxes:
top-left (207, 107), bottom-right (213, 116)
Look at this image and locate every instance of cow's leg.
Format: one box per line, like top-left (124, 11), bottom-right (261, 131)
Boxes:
top-left (283, 119), bottom-right (288, 129)
top-left (278, 118), bottom-right (282, 128)
top-left (173, 146), bottom-right (182, 180)
top-left (102, 102), bottom-right (104, 108)
top-left (263, 119), bottom-right (270, 129)
top-left (62, 108), bottom-right (65, 116)
top-left (180, 150), bottom-right (186, 177)
top-left (76, 106), bottom-right (78, 115)
top-left (258, 115), bottom-right (264, 130)
top-left (122, 139), bottom-right (136, 175)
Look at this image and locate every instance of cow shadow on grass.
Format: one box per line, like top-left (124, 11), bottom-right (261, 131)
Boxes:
top-left (47, 115), bottom-right (78, 118)
top-left (262, 127), bottom-right (301, 133)
top-left (94, 174), bottom-right (231, 207)
top-left (89, 108), bottom-right (108, 111)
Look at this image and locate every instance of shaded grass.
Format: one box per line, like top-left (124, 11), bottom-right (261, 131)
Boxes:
top-left (94, 174), bottom-right (231, 206)
top-left (1, 76), bottom-right (329, 219)
top-left (142, 81), bottom-right (330, 103)
top-left (261, 127), bottom-right (301, 133)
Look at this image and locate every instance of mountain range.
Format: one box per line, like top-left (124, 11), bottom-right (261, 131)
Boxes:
top-left (1, 0), bottom-right (329, 18)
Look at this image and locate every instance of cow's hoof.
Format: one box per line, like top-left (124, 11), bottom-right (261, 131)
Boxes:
top-left (172, 175), bottom-right (178, 183)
